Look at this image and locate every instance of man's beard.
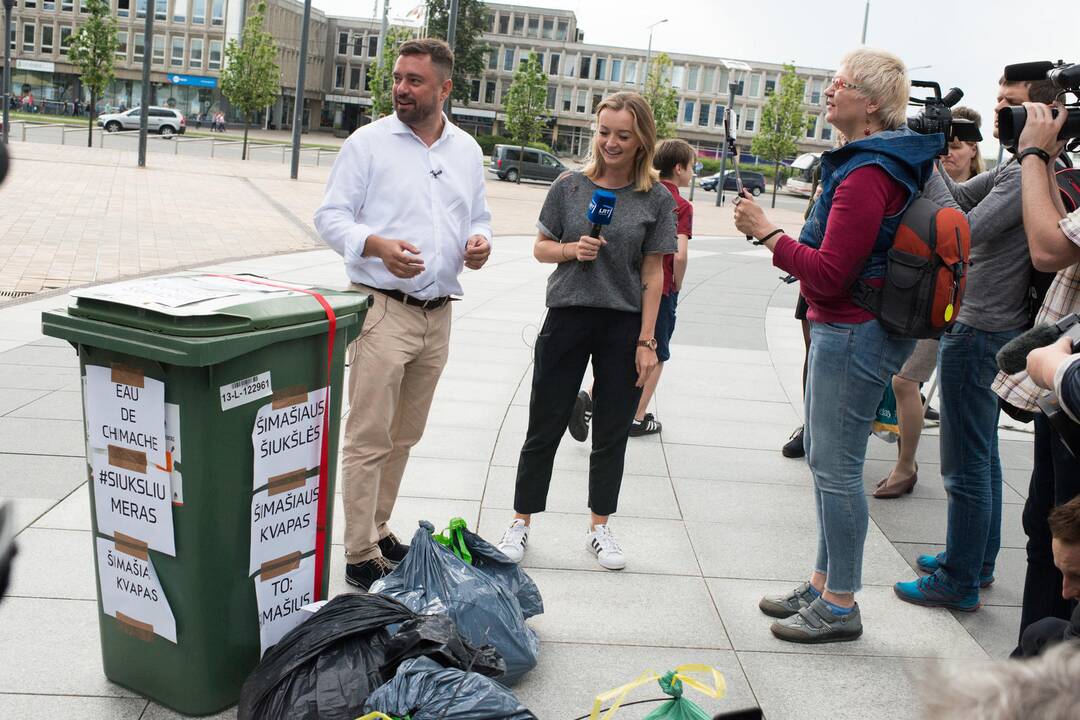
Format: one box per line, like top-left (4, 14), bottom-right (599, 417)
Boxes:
top-left (394, 94), bottom-right (438, 125)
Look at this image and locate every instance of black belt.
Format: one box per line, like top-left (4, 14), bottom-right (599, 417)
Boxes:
top-left (372, 286), bottom-right (451, 310)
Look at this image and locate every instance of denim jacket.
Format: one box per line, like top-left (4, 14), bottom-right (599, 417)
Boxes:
top-left (799, 127), bottom-right (943, 280)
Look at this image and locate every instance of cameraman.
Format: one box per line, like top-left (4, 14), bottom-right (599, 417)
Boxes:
top-left (995, 99), bottom-right (1080, 652)
top-left (894, 75), bottom-right (1057, 612)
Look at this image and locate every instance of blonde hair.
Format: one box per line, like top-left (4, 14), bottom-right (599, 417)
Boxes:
top-left (951, 105), bottom-right (986, 177)
top-left (840, 47), bottom-right (910, 130)
top-left (582, 91), bottom-right (659, 193)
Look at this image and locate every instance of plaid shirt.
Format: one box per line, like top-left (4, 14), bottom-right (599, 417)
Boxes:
top-left (993, 207), bottom-right (1080, 411)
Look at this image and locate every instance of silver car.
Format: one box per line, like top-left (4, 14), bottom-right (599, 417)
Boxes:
top-left (97, 106), bottom-right (187, 137)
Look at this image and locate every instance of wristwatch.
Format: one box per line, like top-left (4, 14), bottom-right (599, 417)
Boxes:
top-left (637, 338), bottom-right (658, 351)
top-left (1017, 147), bottom-right (1051, 164)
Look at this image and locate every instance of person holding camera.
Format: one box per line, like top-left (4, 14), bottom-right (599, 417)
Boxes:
top-left (733, 48), bottom-right (940, 643)
top-left (495, 91), bottom-right (676, 572)
top-left (992, 98), bottom-right (1080, 650)
top-left (892, 74), bottom-right (1058, 612)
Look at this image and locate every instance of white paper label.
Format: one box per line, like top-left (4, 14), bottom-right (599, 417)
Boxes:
top-left (91, 450), bottom-right (175, 556)
top-left (85, 365), bottom-right (166, 468)
top-left (248, 474), bottom-right (319, 574)
top-left (220, 371), bottom-right (273, 411)
top-left (251, 388), bottom-right (327, 492)
top-left (255, 554), bottom-right (315, 655)
top-left (96, 537), bottom-right (177, 643)
top-left (163, 403), bottom-right (183, 504)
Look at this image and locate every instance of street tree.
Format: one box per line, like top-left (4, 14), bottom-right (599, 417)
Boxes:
top-left (424, 0), bottom-right (487, 106)
top-left (367, 26), bottom-right (414, 120)
top-left (643, 53), bottom-right (678, 139)
top-left (220, 0), bottom-right (280, 160)
top-left (503, 52), bottom-right (549, 183)
top-left (751, 63), bottom-right (808, 208)
top-left (67, 0), bottom-right (118, 148)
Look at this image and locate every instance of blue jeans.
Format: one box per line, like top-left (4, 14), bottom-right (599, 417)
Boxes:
top-left (937, 322), bottom-right (1022, 591)
top-left (804, 320), bottom-right (915, 594)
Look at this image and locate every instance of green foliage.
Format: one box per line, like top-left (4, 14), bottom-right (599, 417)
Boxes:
top-left (750, 63), bottom-right (807, 166)
top-left (643, 53), bottom-right (679, 139)
top-left (425, 0), bottom-right (488, 105)
top-left (367, 27), bottom-right (414, 120)
top-left (220, 1), bottom-right (280, 159)
top-left (504, 53), bottom-right (549, 152)
top-left (67, 0), bottom-right (118, 145)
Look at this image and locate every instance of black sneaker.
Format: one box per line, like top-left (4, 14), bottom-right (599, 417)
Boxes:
top-left (345, 555), bottom-right (396, 591)
top-left (377, 532), bottom-right (410, 563)
top-left (629, 413), bottom-right (662, 437)
top-left (568, 390), bottom-right (592, 442)
top-left (924, 405), bottom-right (940, 422)
top-left (782, 426), bottom-right (805, 458)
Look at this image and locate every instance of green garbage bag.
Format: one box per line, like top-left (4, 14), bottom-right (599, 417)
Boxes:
top-left (642, 672), bottom-right (710, 720)
top-left (872, 380), bottom-right (900, 442)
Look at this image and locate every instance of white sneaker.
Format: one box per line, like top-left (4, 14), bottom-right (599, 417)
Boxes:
top-left (496, 519), bottom-right (529, 563)
top-left (586, 524), bottom-right (626, 570)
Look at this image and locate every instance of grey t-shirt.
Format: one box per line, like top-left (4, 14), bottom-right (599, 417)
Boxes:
top-left (922, 160), bottom-right (1032, 332)
top-left (537, 172), bottom-right (677, 312)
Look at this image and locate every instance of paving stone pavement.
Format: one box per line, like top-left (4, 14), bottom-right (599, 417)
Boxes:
top-left (0, 194), bottom-right (1030, 717)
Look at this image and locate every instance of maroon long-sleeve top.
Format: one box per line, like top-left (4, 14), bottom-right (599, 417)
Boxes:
top-left (772, 165), bottom-right (907, 324)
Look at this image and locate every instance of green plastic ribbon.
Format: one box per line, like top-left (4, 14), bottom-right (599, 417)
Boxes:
top-left (433, 517), bottom-right (473, 565)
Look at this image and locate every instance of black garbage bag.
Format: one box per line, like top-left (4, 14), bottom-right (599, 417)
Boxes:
top-left (364, 657), bottom-right (538, 720)
top-left (238, 593), bottom-right (415, 720)
top-left (372, 522), bottom-right (541, 685)
top-left (380, 613), bottom-right (505, 681)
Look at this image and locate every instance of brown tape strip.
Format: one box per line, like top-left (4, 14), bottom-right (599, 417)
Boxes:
top-left (268, 469), bottom-right (308, 496)
top-left (260, 552), bottom-right (302, 581)
top-left (110, 363), bottom-right (145, 389)
top-left (116, 612), bottom-right (154, 642)
top-left (114, 532), bottom-right (149, 561)
top-left (272, 386), bottom-right (308, 410)
top-left (108, 445), bottom-right (148, 474)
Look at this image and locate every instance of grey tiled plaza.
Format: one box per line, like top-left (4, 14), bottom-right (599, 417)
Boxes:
top-left (0, 157), bottom-right (1029, 718)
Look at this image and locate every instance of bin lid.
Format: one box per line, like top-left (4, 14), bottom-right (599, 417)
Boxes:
top-left (64, 274), bottom-right (368, 337)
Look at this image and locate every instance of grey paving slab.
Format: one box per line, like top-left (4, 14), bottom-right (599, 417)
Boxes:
top-left (0, 417), bottom-right (85, 456)
top-left (0, 343), bottom-right (78, 367)
top-left (0, 596), bottom-right (140, 696)
top-left (669, 321), bottom-right (768, 351)
top-left (657, 416), bottom-right (799, 451)
top-left (476, 511), bottom-right (700, 576)
top-left (31, 483), bottom-right (91, 531)
top-left (482, 466), bottom-right (680, 519)
top-left (661, 369), bottom-right (789, 404)
top-left (674, 477), bottom-right (815, 526)
top-left (527, 569), bottom-right (731, 650)
top-left (430, 377), bottom-right (520, 407)
top-left (424, 399), bottom-right (511, 431)
top-left (1, 496), bottom-right (54, 533)
top-left (409, 425), bottom-right (499, 462)
top-left (955, 604), bottom-right (1022, 659)
top-left (491, 431), bottom-right (671, 478)
top-left (440, 359), bottom-right (530, 385)
top-left (655, 393), bottom-right (800, 426)
top-left (396, 457), bottom-right (489, 501)
top-left (893, 542), bottom-right (1026, 608)
top-left (6, 390), bottom-right (84, 421)
top-left (0, 387), bottom-right (51, 415)
top-left (0, 452), bottom-right (86, 500)
top-left (861, 458), bottom-right (1027, 506)
top-left (140, 703), bottom-right (237, 719)
top-left (708, 579), bottom-right (987, 659)
top-left (513, 643), bottom-right (759, 720)
top-left (6, 528), bottom-right (96, 601)
top-left (0, 365), bottom-right (77, 391)
top-left (0, 694), bottom-right (147, 719)
top-left (664, 443), bottom-right (812, 486)
top-left (737, 651), bottom-right (944, 720)
top-left (869, 496), bottom-right (1027, 549)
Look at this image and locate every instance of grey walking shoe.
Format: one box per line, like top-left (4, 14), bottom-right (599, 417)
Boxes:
top-left (758, 581), bottom-right (818, 619)
top-left (770, 597), bottom-right (863, 644)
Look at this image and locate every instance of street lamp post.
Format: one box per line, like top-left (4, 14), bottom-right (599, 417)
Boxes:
top-left (443, 0), bottom-right (459, 117)
top-left (2, 0), bottom-right (13, 145)
top-left (640, 18), bottom-right (667, 91)
top-left (137, 0), bottom-right (155, 167)
top-left (289, 0), bottom-right (312, 180)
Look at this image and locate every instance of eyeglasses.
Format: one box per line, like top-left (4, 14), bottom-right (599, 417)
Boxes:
top-left (828, 76), bottom-right (862, 92)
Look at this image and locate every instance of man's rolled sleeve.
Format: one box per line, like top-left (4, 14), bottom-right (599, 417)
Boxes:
top-left (1061, 207), bottom-right (1080, 247)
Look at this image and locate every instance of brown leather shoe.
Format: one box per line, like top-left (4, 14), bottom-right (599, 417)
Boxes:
top-left (873, 471), bottom-right (918, 498)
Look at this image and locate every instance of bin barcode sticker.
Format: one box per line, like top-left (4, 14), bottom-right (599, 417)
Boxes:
top-left (220, 372), bottom-right (273, 411)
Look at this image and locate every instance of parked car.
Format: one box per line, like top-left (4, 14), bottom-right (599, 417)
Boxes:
top-left (97, 107), bottom-right (186, 137)
top-left (489, 144), bottom-right (566, 183)
top-left (699, 170), bottom-right (766, 196)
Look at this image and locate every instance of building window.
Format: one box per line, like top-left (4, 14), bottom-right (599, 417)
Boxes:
top-left (484, 80), bottom-right (495, 103)
top-left (542, 18), bottom-right (553, 39)
top-left (470, 79), bottom-right (480, 102)
top-left (671, 65), bottom-right (685, 88)
top-left (733, 79), bottom-right (745, 95)
top-left (749, 74), bottom-right (761, 97)
top-left (133, 31), bottom-right (143, 60)
top-left (80, 0), bottom-right (88, 12)
top-left (208, 38), bottom-right (221, 69)
top-left (578, 55), bottom-right (590, 79)
top-left (349, 67), bottom-right (361, 91)
top-left (43, 0), bottom-right (55, 9)
top-left (136, 0), bottom-right (145, 19)
top-left (683, 100), bottom-right (695, 124)
top-left (527, 17), bottom-right (538, 37)
top-left (60, 25), bottom-right (72, 50)
top-left (483, 13), bottom-right (494, 32)
top-left (563, 54), bottom-right (575, 78)
top-left (810, 79), bottom-right (822, 105)
top-left (513, 15), bottom-right (524, 35)
top-left (210, 0), bottom-right (223, 25)
top-left (8, 25), bottom-right (14, 52)
top-left (170, 34), bottom-right (184, 66)
top-left (561, 86), bottom-right (570, 112)
top-left (594, 57), bottom-right (606, 81)
top-left (117, 0), bottom-right (128, 17)
top-left (744, 107), bottom-right (757, 132)
top-left (548, 52), bottom-right (559, 75)
top-left (173, 0), bottom-right (187, 23)
top-left (337, 32), bottom-right (347, 55)
top-left (334, 64), bottom-right (345, 88)
top-left (714, 105), bottom-right (725, 126)
top-left (687, 66), bottom-right (699, 91)
top-left (115, 30), bottom-right (127, 58)
top-left (22, 24), bottom-right (34, 52)
top-left (610, 59), bottom-right (621, 82)
top-left (487, 50), bottom-right (496, 70)
top-left (702, 67), bottom-right (715, 92)
top-left (191, 0), bottom-right (204, 24)
top-left (152, 33), bottom-right (165, 64)
top-left (699, 101), bottom-right (710, 127)
top-left (822, 121), bottom-right (833, 141)
top-left (40, 25), bottom-right (53, 53)
top-left (61, 0), bottom-right (72, 10)
top-left (576, 89), bottom-right (586, 114)
top-left (556, 19), bottom-right (568, 40)
top-left (806, 116), bottom-right (817, 138)
top-left (497, 14), bottom-right (509, 34)
top-left (367, 35), bottom-right (377, 56)
top-left (503, 47), bottom-right (514, 71)
top-left (155, 0), bottom-right (165, 20)
top-left (625, 60), bottom-right (637, 85)
top-left (353, 35), bottom-right (362, 56)
top-left (533, 51), bottom-right (543, 70)
top-left (189, 37), bottom-right (202, 67)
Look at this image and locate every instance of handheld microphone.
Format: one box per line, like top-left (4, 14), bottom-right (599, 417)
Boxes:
top-left (997, 313), bottom-right (1080, 374)
top-left (582, 190), bottom-right (616, 269)
top-left (1003, 61), bottom-right (1056, 82)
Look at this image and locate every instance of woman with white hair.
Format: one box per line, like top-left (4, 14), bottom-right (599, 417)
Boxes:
top-left (734, 47), bottom-right (942, 643)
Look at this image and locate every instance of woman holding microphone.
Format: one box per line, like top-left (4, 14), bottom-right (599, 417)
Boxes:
top-left (496, 91), bottom-right (676, 571)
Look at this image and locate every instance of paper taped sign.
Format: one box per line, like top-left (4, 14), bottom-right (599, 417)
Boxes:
top-left (96, 535), bottom-right (177, 643)
top-left (251, 388), bottom-right (326, 492)
top-left (85, 364), bottom-right (166, 468)
top-left (248, 472), bottom-right (319, 575)
top-left (92, 446), bottom-right (175, 556)
top-left (254, 552), bottom-right (315, 655)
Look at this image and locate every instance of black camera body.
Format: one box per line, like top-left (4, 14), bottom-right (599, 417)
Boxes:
top-left (907, 81), bottom-right (982, 152)
top-left (996, 60), bottom-right (1080, 150)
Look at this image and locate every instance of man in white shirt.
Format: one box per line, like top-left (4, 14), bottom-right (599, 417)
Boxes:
top-left (314, 38), bottom-right (492, 590)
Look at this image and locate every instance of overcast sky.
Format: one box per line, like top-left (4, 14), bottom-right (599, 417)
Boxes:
top-left (314, 0), bottom-right (1077, 158)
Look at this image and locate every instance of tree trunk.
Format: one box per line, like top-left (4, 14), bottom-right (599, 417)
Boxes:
top-left (87, 91), bottom-right (96, 148)
top-left (243, 118), bottom-right (250, 160)
top-left (771, 159), bottom-right (780, 209)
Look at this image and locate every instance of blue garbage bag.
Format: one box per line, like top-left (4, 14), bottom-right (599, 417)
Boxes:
top-left (372, 522), bottom-right (541, 684)
top-left (364, 656), bottom-right (537, 720)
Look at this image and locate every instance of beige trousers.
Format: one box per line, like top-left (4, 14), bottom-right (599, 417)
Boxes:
top-left (342, 286), bottom-right (451, 563)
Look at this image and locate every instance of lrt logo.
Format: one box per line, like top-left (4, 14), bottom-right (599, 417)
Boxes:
top-left (589, 199), bottom-right (614, 221)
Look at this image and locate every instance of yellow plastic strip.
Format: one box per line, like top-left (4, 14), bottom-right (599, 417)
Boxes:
top-left (589, 670), bottom-right (661, 720)
top-left (356, 713), bottom-right (396, 720)
top-left (670, 664), bottom-right (727, 700)
top-left (589, 665), bottom-right (727, 719)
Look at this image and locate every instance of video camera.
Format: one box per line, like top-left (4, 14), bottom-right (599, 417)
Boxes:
top-left (907, 81), bottom-right (982, 152)
top-left (996, 60), bottom-right (1080, 151)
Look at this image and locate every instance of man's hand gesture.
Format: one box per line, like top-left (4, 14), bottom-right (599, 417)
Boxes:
top-left (465, 235), bottom-right (491, 270)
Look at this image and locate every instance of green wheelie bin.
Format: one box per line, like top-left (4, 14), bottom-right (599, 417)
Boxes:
top-left (41, 273), bottom-right (370, 716)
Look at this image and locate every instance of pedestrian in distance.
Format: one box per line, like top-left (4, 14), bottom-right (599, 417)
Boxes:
top-left (313, 38), bottom-right (493, 591)
top-left (495, 91), bottom-right (677, 572)
top-left (734, 47), bottom-right (941, 643)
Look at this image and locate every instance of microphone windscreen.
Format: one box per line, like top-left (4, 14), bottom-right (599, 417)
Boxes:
top-left (587, 190), bottom-right (617, 226)
top-left (997, 324), bottom-right (1062, 374)
top-left (1003, 61), bottom-right (1055, 82)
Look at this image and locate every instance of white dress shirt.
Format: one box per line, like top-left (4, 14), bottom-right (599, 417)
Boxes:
top-left (314, 113), bottom-right (493, 299)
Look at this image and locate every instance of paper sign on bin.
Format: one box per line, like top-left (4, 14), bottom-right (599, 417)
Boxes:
top-left (97, 535), bottom-right (177, 643)
top-left (85, 364), bottom-right (166, 467)
top-left (251, 387), bottom-right (327, 492)
top-left (249, 471), bottom-right (319, 574)
top-left (255, 552), bottom-right (314, 655)
top-left (92, 447), bottom-right (175, 556)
